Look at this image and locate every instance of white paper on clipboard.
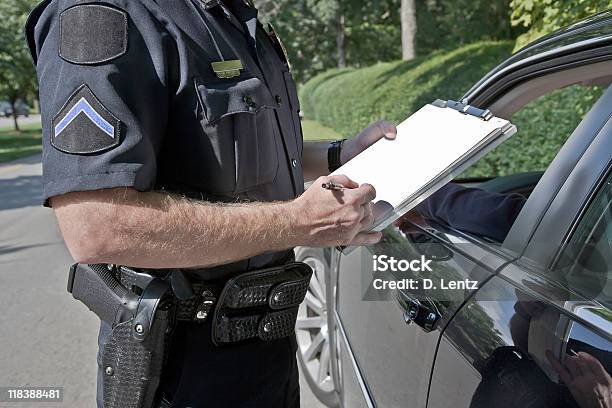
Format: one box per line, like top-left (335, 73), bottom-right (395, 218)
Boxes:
top-left (331, 100), bottom-right (517, 234)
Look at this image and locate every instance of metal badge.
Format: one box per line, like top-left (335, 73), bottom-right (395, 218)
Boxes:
top-left (211, 60), bottom-right (244, 79)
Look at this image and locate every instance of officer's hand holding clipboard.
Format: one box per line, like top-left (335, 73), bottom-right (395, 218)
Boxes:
top-left (327, 100), bottom-right (517, 253)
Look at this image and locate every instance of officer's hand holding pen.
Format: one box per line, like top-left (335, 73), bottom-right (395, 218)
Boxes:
top-left (290, 174), bottom-right (380, 248)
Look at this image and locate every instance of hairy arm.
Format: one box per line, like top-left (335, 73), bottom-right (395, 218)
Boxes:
top-left (52, 188), bottom-right (299, 269)
top-left (52, 178), bottom-right (380, 269)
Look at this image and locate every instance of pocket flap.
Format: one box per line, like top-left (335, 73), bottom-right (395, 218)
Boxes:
top-left (195, 74), bottom-right (278, 124)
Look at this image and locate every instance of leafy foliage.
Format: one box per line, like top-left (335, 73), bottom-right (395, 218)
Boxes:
top-left (255, 0), bottom-right (402, 83)
top-left (255, 0), bottom-right (517, 83)
top-left (465, 85), bottom-right (604, 177)
top-left (416, 0), bottom-right (518, 54)
top-left (300, 41), bottom-right (605, 177)
top-left (0, 0), bottom-right (38, 130)
top-left (510, 0), bottom-right (612, 50)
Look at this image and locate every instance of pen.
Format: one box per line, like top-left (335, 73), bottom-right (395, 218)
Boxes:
top-left (322, 182), bottom-right (345, 191)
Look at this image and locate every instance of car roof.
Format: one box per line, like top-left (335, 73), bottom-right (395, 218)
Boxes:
top-left (513, 10), bottom-right (612, 56)
top-left (463, 10), bottom-right (612, 103)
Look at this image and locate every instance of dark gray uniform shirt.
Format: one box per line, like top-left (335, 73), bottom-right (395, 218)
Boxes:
top-left (26, 0), bottom-right (304, 278)
top-left (27, 1), bottom-right (305, 406)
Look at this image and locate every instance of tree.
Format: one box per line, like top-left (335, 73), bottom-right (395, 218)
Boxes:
top-left (415, 0), bottom-right (516, 55)
top-left (255, 0), bottom-right (402, 82)
top-left (303, 0), bottom-right (347, 69)
top-left (255, 0), bottom-right (518, 83)
top-left (0, 0), bottom-right (38, 131)
top-left (510, 0), bottom-right (612, 50)
top-left (400, 0), bottom-right (416, 60)
top-left (336, 1), bottom-right (347, 68)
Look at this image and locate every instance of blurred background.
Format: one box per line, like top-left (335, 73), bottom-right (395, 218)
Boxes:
top-left (2, 0), bottom-right (612, 173)
top-left (0, 0), bottom-right (611, 406)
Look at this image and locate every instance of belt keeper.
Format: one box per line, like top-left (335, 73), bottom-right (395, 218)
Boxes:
top-left (194, 290), bottom-right (216, 322)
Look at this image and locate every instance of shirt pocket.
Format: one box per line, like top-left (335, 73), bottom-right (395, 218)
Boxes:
top-left (195, 74), bottom-right (280, 194)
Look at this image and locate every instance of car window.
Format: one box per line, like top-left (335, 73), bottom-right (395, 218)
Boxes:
top-left (411, 84), bottom-right (606, 248)
top-left (471, 11), bottom-right (612, 91)
top-left (462, 84), bottom-right (604, 180)
top-left (554, 170), bottom-right (612, 308)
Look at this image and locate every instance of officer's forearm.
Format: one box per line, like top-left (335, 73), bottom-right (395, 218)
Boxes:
top-left (302, 141), bottom-right (333, 181)
top-left (51, 188), bottom-right (305, 269)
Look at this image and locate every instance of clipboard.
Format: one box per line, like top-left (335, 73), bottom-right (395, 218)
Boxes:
top-left (331, 99), bottom-right (518, 236)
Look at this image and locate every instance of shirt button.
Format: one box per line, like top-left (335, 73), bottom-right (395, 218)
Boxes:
top-left (244, 95), bottom-right (255, 106)
top-left (275, 95), bottom-right (282, 105)
top-left (291, 159), bottom-right (298, 168)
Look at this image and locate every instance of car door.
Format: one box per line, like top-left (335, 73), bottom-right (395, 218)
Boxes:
top-left (428, 170), bottom-right (611, 408)
top-left (334, 223), bottom-right (512, 408)
top-left (428, 85), bottom-right (611, 408)
top-left (330, 16), bottom-right (612, 407)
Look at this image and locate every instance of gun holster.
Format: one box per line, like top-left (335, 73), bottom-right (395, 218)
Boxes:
top-left (66, 261), bottom-right (312, 406)
top-left (68, 264), bottom-right (175, 408)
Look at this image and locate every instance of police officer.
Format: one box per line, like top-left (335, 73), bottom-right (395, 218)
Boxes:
top-left (26, 0), bottom-right (397, 406)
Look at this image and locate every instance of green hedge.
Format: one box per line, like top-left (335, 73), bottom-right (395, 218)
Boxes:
top-left (467, 85), bottom-right (603, 177)
top-left (300, 41), bottom-right (604, 177)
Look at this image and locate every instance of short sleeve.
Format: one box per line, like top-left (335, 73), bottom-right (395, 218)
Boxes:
top-left (27, 0), bottom-right (176, 204)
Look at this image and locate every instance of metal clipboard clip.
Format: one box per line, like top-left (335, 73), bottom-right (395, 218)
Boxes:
top-left (431, 99), bottom-right (494, 121)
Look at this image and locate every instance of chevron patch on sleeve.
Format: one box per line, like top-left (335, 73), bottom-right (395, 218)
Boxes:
top-left (51, 85), bottom-right (122, 154)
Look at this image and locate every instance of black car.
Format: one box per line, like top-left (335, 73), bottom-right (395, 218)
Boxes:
top-left (296, 11), bottom-right (612, 408)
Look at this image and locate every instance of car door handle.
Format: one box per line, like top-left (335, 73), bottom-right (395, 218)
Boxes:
top-left (396, 291), bottom-right (440, 332)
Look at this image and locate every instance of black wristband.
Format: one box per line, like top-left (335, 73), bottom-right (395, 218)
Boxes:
top-left (328, 139), bottom-right (346, 172)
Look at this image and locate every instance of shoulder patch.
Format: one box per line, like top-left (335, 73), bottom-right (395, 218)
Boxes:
top-left (59, 4), bottom-right (128, 65)
top-left (51, 85), bottom-right (122, 154)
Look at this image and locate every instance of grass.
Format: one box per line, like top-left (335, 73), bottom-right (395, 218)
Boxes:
top-left (0, 123), bottom-right (42, 164)
top-left (301, 119), bottom-right (342, 141)
top-left (300, 41), bottom-right (604, 177)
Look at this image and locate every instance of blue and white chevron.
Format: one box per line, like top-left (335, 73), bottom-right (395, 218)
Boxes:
top-left (54, 97), bottom-right (115, 138)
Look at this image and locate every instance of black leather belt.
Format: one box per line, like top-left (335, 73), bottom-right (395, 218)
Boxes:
top-left (119, 261), bottom-right (312, 346)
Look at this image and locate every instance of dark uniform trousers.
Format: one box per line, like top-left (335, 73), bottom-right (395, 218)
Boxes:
top-left (26, 0), bottom-right (305, 406)
top-left (97, 319), bottom-right (300, 408)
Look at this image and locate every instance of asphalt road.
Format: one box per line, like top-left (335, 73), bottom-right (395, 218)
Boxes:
top-left (0, 115), bottom-right (41, 129)
top-left (0, 155), bottom-right (323, 408)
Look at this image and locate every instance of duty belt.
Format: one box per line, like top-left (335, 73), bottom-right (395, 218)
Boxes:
top-left (119, 262), bottom-right (312, 346)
